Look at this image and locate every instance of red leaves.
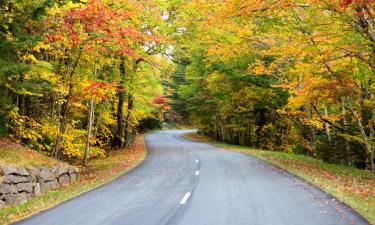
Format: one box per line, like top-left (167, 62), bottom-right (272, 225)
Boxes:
top-left (43, 0), bottom-right (157, 59)
top-left (152, 96), bottom-right (168, 105)
top-left (342, 0), bottom-right (353, 7)
top-left (84, 81), bottom-right (116, 101)
top-left (337, 0), bottom-right (373, 10)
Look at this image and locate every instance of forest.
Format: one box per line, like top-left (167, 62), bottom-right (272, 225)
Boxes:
top-left (0, 0), bottom-right (374, 173)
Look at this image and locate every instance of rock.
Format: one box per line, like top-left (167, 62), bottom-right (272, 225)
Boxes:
top-left (40, 179), bottom-right (58, 192)
top-left (17, 168), bottom-right (29, 176)
top-left (37, 168), bottom-right (56, 181)
top-left (0, 183), bottom-right (17, 194)
top-left (58, 174), bottom-right (70, 186)
top-left (39, 181), bottom-right (51, 192)
top-left (1, 166), bottom-right (18, 175)
top-left (68, 167), bottom-right (75, 174)
top-left (1, 165), bottom-right (29, 176)
top-left (55, 167), bottom-right (68, 177)
top-left (3, 175), bottom-right (30, 184)
top-left (51, 179), bottom-right (58, 189)
top-left (16, 182), bottom-right (34, 193)
top-left (33, 183), bottom-right (41, 196)
top-left (0, 165), bottom-right (77, 206)
top-left (0, 199), bottom-right (5, 209)
top-left (4, 193), bottom-right (27, 205)
top-left (26, 192), bottom-right (34, 200)
top-left (28, 167), bottom-right (39, 175)
top-left (70, 173), bottom-right (77, 183)
top-left (28, 167), bottom-right (40, 182)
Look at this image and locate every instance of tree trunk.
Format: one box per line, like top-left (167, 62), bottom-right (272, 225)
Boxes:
top-left (52, 81), bottom-right (72, 158)
top-left (83, 60), bottom-right (98, 166)
top-left (348, 102), bottom-right (374, 172)
top-left (123, 59), bottom-right (143, 148)
top-left (93, 111), bottom-right (102, 138)
top-left (114, 57), bottom-right (126, 149)
top-left (322, 104), bottom-right (333, 162)
top-left (323, 105), bottom-right (332, 146)
top-left (83, 96), bottom-right (95, 165)
top-left (306, 106), bottom-right (317, 154)
top-left (52, 48), bottom-right (82, 159)
top-left (340, 97), bottom-right (352, 166)
top-left (124, 93), bottom-right (134, 148)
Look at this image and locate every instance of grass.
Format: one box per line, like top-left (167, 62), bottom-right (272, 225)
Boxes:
top-left (0, 139), bottom-right (65, 167)
top-left (183, 132), bottom-right (375, 224)
top-left (0, 135), bottom-right (147, 225)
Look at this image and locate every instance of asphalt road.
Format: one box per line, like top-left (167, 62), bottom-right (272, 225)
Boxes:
top-left (14, 130), bottom-right (369, 225)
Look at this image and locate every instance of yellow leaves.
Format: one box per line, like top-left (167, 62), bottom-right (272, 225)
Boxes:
top-left (206, 71), bottom-right (232, 95)
top-left (248, 60), bottom-right (271, 75)
top-left (8, 110), bottom-right (43, 146)
top-left (21, 54), bottom-right (38, 63)
top-left (305, 118), bottom-right (324, 130)
top-left (32, 42), bottom-right (51, 53)
top-left (63, 1), bottom-right (84, 11)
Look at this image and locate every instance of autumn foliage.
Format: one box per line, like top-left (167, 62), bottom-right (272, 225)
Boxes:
top-left (0, 0), bottom-right (167, 164)
top-left (0, 0), bottom-right (374, 172)
top-left (171, 0), bottom-right (375, 171)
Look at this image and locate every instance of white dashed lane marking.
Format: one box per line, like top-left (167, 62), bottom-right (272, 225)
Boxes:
top-left (180, 192), bottom-right (191, 205)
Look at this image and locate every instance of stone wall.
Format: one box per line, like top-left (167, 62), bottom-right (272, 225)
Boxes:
top-left (0, 165), bottom-right (79, 208)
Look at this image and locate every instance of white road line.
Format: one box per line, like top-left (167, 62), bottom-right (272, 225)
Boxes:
top-left (180, 192), bottom-right (191, 205)
top-left (195, 159), bottom-right (199, 163)
top-left (195, 170), bottom-right (200, 176)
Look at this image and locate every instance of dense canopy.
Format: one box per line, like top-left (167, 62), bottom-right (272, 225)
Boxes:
top-left (0, 0), bottom-right (374, 172)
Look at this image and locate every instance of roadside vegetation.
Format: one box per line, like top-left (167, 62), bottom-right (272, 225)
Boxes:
top-left (171, 0), bottom-right (375, 173)
top-left (0, 135), bottom-right (147, 225)
top-left (183, 132), bottom-right (375, 224)
top-left (0, 0), bottom-right (374, 223)
top-left (0, 139), bottom-right (64, 168)
top-left (0, 0), bottom-right (176, 167)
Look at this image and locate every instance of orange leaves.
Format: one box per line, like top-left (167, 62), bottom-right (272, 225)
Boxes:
top-left (266, 156), bottom-right (375, 200)
top-left (248, 60), bottom-right (272, 75)
top-left (42, 0), bottom-right (161, 59)
top-left (152, 96), bottom-right (168, 105)
top-left (83, 81), bottom-right (117, 101)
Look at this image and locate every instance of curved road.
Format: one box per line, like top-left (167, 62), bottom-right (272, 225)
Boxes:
top-left (14, 130), bottom-right (369, 225)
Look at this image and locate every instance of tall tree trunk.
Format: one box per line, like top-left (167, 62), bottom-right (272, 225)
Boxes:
top-left (360, 84), bottom-right (372, 136)
top-left (305, 106), bottom-right (317, 154)
top-left (52, 48), bottom-right (82, 159)
top-left (83, 96), bottom-right (95, 165)
top-left (323, 105), bottom-right (332, 146)
top-left (83, 61), bottom-right (98, 166)
top-left (93, 111), bottom-right (102, 138)
top-left (347, 102), bottom-right (374, 172)
top-left (52, 81), bottom-right (72, 158)
top-left (123, 59), bottom-right (143, 148)
top-left (322, 104), bottom-right (333, 162)
top-left (114, 57), bottom-right (126, 149)
top-left (341, 97), bottom-right (352, 166)
top-left (123, 93), bottom-right (134, 148)
top-left (308, 127), bottom-right (317, 153)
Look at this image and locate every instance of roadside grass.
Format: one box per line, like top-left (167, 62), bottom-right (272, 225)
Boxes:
top-left (183, 132), bottom-right (375, 224)
top-left (0, 135), bottom-right (147, 225)
top-left (0, 139), bottom-right (64, 168)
